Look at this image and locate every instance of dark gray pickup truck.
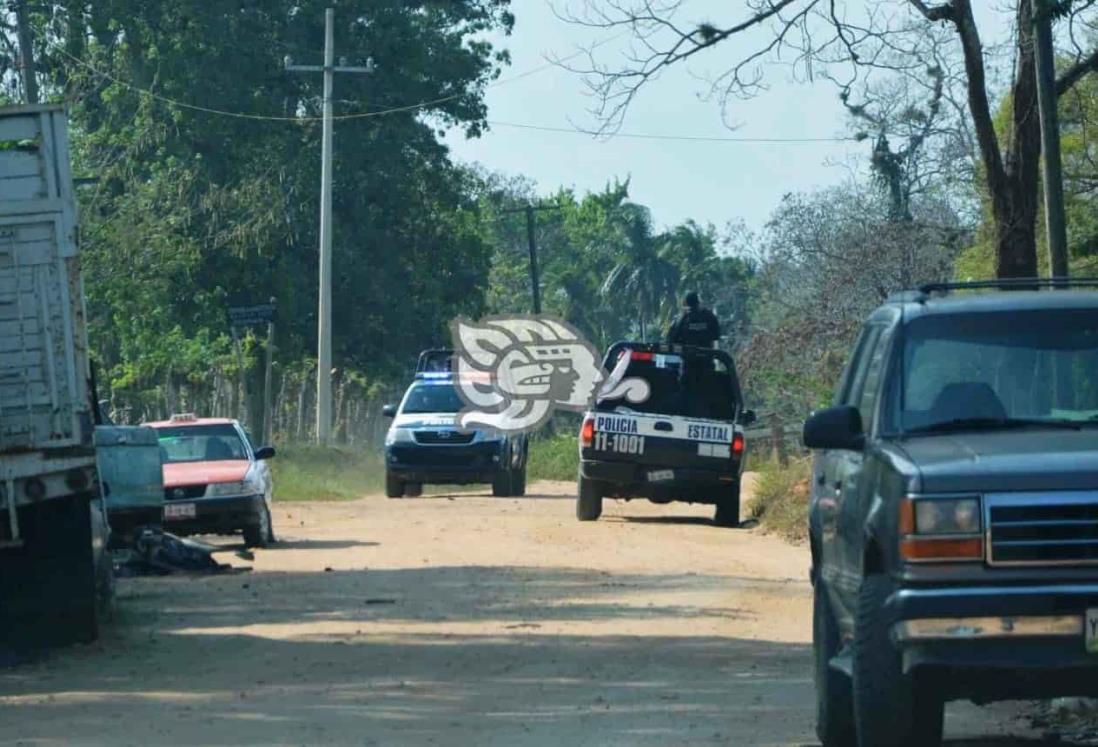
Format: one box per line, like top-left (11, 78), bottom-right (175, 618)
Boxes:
top-left (804, 279), bottom-right (1098, 747)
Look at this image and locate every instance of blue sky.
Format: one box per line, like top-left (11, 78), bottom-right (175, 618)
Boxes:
top-left (445, 1), bottom-right (1011, 234)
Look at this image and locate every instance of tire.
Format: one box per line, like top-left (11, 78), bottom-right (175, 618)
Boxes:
top-left (814, 579), bottom-right (855, 746)
top-left (492, 470), bottom-right (513, 497)
top-left (1, 492), bottom-right (99, 648)
top-left (243, 506), bottom-right (272, 549)
top-left (385, 471), bottom-right (404, 499)
top-left (853, 574), bottom-right (944, 747)
top-left (404, 483), bottom-right (423, 498)
top-left (576, 476), bottom-right (603, 521)
top-left (511, 467), bottom-right (527, 497)
top-left (713, 481), bottom-right (741, 527)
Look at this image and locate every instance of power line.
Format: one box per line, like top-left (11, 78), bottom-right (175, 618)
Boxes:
top-left (41, 31), bottom-right (631, 123)
top-left (485, 120), bottom-right (856, 144)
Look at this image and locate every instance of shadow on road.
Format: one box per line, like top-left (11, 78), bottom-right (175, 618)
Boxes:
top-left (0, 564), bottom-right (1074, 745)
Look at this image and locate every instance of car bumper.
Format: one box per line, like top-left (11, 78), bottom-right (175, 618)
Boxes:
top-left (580, 459), bottom-right (738, 502)
top-left (888, 583), bottom-right (1098, 699)
top-left (160, 494), bottom-right (266, 535)
top-left (387, 443), bottom-right (505, 484)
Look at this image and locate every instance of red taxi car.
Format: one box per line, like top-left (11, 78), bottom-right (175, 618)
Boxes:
top-left (145, 414), bottom-right (277, 547)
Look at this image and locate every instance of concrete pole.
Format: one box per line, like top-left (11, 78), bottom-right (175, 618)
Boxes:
top-left (263, 298), bottom-right (276, 446)
top-left (316, 8), bottom-right (335, 443)
top-left (525, 205), bottom-right (542, 315)
top-left (1032, 0), bottom-right (1070, 279)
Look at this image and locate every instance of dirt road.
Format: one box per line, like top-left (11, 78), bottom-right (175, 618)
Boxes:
top-left (0, 479), bottom-right (1058, 745)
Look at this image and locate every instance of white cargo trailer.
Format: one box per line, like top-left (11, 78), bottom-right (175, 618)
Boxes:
top-left (0, 104), bottom-right (107, 647)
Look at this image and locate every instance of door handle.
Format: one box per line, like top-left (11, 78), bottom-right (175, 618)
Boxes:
top-left (654, 421), bottom-right (673, 432)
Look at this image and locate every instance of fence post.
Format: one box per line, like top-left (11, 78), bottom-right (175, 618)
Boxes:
top-left (770, 417), bottom-right (788, 466)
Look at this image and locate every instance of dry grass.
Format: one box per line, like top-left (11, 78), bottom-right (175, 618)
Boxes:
top-left (748, 456), bottom-right (812, 543)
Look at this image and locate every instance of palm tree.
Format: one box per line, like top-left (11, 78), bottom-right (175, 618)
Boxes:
top-left (600, 204), bottom-right (680, 341)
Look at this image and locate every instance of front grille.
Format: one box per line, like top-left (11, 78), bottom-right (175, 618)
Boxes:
top-left (165, 484), bottom-right (206, 501)
top-left (414, 430), bottom-right (475, 445)
top-left (987, 492), bottom-right (1098, 566)
top-left (389, 444), bottom-right (492, 467)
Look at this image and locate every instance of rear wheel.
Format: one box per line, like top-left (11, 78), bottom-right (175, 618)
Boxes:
top-left (1, 492), bottom-right (99, 648)
top-left (713, 481), bottom-right (741, 527)
top-left (491, 470), bottom-right (513, 497)
top-left (814, 579), bottom-right (855, 746)
top-left (404, 482), bottom-right (423, 498)
top-left (511, 467), bottom-right (527, 497)
top-left (576, 476), bottom-right (603, 521)
top-left (385, 471), bottom-right (403, 499)
top-left (853, 574), bottom-right (944, 747)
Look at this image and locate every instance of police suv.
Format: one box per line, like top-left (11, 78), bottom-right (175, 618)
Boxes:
top-left (382, 352), bottom-right (528, 498)
top-left (577, 342), bottom-right (754, 526)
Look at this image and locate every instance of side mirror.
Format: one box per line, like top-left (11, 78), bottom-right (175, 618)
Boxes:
top-left (803, 405), bottom-right (864, 451)
top-left (739, 409), bottom-right (757, 427)
top-left (254, 446), bottom-right (276, 460)
top-left (382, 404), bottom-right (397, 418)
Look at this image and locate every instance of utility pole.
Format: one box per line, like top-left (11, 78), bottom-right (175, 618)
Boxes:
top-left (501, 202), bottom-right (563, 315)
top-left (1032, 0), bottom-right (1070, 279)
top-left (262, 297), bottom-right (277, 446)
top-left (286, 9), bottom-right (373, 443)
top-left (15, 0), bottom-right (39, 104)
top-left (525, 205), bottom-right (542, 314)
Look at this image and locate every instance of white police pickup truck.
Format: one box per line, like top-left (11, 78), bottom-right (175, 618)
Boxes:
top-left (576, 343), bottom-right (754, 526)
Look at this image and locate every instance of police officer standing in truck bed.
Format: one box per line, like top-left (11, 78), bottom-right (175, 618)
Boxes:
top-left (667, 291), bottom-right (720, 348)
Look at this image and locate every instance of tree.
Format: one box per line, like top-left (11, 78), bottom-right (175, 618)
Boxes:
top-left (4, 1), bottom-right (514, 426)
top-left (561, 0), bottom-right (1098, 279)
top-left (600, 203), bottom-right (680, 340)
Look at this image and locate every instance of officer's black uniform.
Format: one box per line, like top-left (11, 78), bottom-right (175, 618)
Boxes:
top-left (667, 293), bottom-right (720, 348)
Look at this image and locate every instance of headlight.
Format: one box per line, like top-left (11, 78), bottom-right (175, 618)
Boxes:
top-left (385, 427), bottom-right (414, 446)
top-left (206, 468), bottom-right (263, 497)
top-left (912, 498), bottom-right (981, 535)
top-left (900, 496), bottom-right (983, 563)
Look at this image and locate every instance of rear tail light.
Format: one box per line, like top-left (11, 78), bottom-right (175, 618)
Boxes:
top-left (732, 432), bottom-right (744, 457)
top-left (580, 417), bottom-right (595, 448)
top-left (630, 351), bottom-right (654, 361)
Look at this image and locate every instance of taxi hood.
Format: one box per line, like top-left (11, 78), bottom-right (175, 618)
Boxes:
top-left (163, 460), bottom-right (249, 488)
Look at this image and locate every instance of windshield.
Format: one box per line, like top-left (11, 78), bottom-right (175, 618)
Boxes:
top-left (889, 309), bottom-right (1098, 434)
top-left (596, 352), bottom-right (739, 420)
top-left (401, 383), bottom-right (465, 415)
top-left (156, 424), bottom-right (249, 463)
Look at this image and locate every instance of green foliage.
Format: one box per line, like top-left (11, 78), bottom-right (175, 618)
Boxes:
top-left (22, 1), bottom-right (513, 420)
top-left (526, 434), bottom-right (579, 482)
top-left (271, 445), bottom-right (383, 501)
top-left (748, 456), bottom-right (811, 543)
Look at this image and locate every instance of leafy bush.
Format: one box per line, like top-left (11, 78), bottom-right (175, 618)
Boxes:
top-left (749, 456), bottom-right (812, 542)
top-left (271, 445), bottom-right (383, 502)
top-left (527, 433), bottom-right (579, 482)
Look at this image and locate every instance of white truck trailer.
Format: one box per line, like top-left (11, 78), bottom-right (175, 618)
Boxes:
top-left (0, 103), bottom-right (108, 647)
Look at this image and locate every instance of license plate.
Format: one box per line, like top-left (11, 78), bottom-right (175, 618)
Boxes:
top-left (164, 503), bottom-right (196, 520)
top-left (647, 469), bottom-right (674, 482)
top-left (1086, 609), bottom-right (1098, 653)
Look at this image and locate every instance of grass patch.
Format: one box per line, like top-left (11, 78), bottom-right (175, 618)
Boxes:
top-left (271, 444), bottom-right (383, 502)
top-left (527, 433), bottom-right (579, 482)
top-left (749, 455), bottom-right (812, 543)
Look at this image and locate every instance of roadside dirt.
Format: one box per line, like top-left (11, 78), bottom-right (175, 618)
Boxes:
top-left (0, 478), bottom-right (1059, 745)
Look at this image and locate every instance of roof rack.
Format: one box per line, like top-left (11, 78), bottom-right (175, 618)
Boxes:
top-left (918, 277), bottom-right (1098, 295)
